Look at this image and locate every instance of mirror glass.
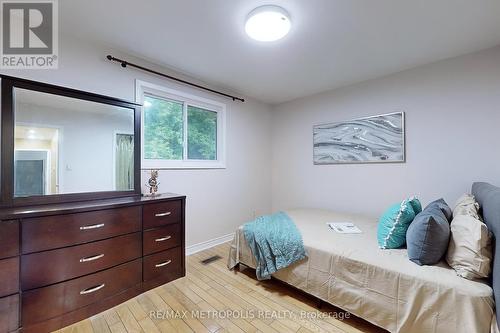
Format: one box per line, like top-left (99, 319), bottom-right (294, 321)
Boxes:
top-left (13, 88), bottom-right (135, 197)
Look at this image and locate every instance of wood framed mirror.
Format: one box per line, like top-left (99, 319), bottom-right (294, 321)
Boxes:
top-left (0, 75), bottom-right (141, 206)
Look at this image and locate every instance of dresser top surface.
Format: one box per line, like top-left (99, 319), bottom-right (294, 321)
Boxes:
top-left (0, 193), bottom-right (185, 220)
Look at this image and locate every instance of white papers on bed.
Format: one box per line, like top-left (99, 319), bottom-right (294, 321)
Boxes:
top-left (327, 222), bottom-right (362, 234)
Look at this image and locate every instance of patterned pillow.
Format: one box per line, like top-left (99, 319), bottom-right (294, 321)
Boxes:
top-left (377, 197), bottom-right (420, 249)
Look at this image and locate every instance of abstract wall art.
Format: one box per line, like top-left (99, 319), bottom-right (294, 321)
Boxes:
top-left (313, 112), bottom-right (405, 164)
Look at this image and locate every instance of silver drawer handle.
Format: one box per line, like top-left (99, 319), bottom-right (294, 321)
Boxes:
top-left (155, 212), bottom-right (171, 217)
top-left (79, 223), bottom-right (105, 230)
top-left (155, 260), bottom-right (172, 268)
top-left (155, 236), bottom-right (172, 242)
top-left (79, 254), bottom-right (104, 263)
top-left (80, 283), bottom-right (105, 295)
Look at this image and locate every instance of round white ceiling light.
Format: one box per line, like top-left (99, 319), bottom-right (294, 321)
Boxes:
top-left (245, 5), bottom-right (291, 42)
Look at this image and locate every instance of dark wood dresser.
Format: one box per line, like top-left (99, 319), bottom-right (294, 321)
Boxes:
top-left (0, 193), bottom-right (185, 333)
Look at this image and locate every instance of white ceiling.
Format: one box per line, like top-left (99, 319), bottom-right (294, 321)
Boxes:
top-left (61, 0), bottom-right (500, 104)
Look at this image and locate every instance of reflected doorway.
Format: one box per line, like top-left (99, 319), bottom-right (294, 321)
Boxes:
top-left (14, 125), bottom-right (59, 197)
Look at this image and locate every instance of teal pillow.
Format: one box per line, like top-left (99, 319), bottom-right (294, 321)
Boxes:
top-left (377, 197), bottom-right (421, 249)
top-left (408, 196), bottom-right (422, 215)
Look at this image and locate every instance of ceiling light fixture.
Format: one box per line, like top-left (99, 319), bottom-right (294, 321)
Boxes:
top-left (245, 5), bottom-right (291, 42)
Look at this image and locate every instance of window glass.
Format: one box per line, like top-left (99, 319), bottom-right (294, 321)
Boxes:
top-left (143, 95), bottom-right (183, 160)
top-left (187, 106), bottom-right (217, 160)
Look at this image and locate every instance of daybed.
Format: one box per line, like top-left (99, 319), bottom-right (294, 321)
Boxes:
top-left (228, 206), bottom-right (496, 333)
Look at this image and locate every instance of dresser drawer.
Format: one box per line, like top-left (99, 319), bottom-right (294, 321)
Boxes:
top-left (22, 259), bottom-right (141, 326)
top-left (143, 246), bottom-right (183, 282)
top-left (143, 200), bottom-right (182, 229)
top-left (0, 257), bottom-right (19, 298)
top-left (0, 294), bottom-right (19, 333)
top-left (0, 220), bottom-right (19, 260)
top-left (21, 232), bottom-right (141, 290)
top-left (143, 224), bottom-right (181, 255)
top-left (22, 206), bottom-right (142, 254)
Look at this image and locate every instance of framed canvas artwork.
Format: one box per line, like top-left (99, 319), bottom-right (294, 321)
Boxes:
top-left (313, 112), bottom-right (405, 164)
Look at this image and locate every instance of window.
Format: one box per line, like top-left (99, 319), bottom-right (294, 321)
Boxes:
top-left (137, 81), bottom-right (226, 169)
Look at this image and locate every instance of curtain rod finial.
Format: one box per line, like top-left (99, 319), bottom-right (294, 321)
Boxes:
top-left (106, 55), bottom-right (112, 61)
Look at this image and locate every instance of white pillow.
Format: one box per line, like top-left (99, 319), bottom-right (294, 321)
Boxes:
top-left (452, 193), bottom-right (481, 219)
top-left (446, 194), bottom-right (492, 280)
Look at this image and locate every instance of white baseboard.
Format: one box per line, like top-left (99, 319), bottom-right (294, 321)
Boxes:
top-left (186, 233), bottom-right (235, 256)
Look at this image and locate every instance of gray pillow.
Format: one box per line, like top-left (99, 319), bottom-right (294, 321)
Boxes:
top-left (472, 182), bottom-right (500, 327)
top-left (427, 198), bottom-right (453, 222)
top-left (407, 202), bottom-right (451, 265)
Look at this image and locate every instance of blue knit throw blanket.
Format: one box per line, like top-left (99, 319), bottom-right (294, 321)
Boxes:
top-left (243, 212), bottom-right (307, 280)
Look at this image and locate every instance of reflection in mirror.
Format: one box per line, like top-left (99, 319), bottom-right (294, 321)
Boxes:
top-left (14, 88), bottom-right (135, 197)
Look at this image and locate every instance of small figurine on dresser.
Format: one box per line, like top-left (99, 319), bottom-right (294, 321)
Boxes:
top-left (144, 169), bottom-right (160, 196)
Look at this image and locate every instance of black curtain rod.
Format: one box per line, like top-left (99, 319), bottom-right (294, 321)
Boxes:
top-left (106, 55), bottom-right (245, 102)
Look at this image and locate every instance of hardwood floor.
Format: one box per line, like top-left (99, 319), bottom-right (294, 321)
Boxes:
top-left (54, 243), bottom-right (386, 333)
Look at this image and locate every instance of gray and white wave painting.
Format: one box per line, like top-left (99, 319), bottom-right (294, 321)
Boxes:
top-left (313, 112), bottom-right (404, 164)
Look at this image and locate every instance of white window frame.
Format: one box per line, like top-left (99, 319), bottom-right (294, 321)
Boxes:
top-left (136, 80), bottom-right (226, 169)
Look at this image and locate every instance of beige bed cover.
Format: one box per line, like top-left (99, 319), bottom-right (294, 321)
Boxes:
top-left (228, 209), bottom-right (496, 333)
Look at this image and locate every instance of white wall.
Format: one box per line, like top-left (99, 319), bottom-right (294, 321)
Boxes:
top-left (271, 46), bottom-right (500, 217)
top-left (1, 35), bottom-right (272, 246)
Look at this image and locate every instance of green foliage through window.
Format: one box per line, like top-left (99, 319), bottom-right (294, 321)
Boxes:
top-left (188, 106), bottom-right (217, 160)
top-left (143, 95), bottom-right (183, 160)
top-left (143, 94), bottom-right (218, 161)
